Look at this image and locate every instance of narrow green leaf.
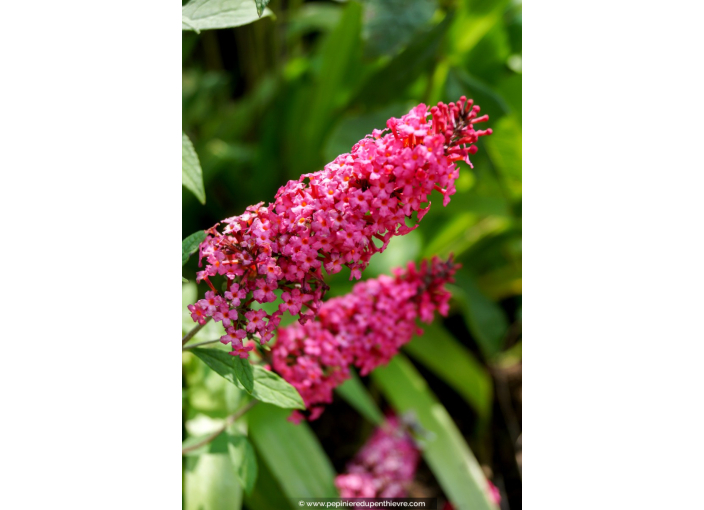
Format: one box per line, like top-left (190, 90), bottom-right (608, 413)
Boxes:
top-left (191, 349), bottom-right (305, 409)
top-left (372, 355), bottom-right (498, 510)
top-left (403, 323), bottom-right (493, 417)
top-left (182, 277), bottom-right (189, 283)
top-left (182, 230), bottom-right (206, 266)
top-left (182, 132), bottom-right (205, 204)
top-left (254, 0), bottom-right (270, 18)
top-left (248, 403), bottom-right (338, 498)
top-left (335, 371), bottom-right (384, 425)
top-left (249, 366), bottom-right (305, 409)
top-left (227, 434), bottom-right (258, 495)
top-left (453, 271), bottom-right (509, 359)
top-left (484, 114), bottom-right (522, 182)
top-left (298, 0), bottom-right (363, 165)
top-left (182, 0), bottom-right (273, 32)
top-left (191, 348), bottom-right (254, 393)
top-left (185, 453), bottom-right (243, 510)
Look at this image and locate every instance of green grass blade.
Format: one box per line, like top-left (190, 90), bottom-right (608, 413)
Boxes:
top-left (335, 370), bottom-right (384, 425)
top-left (404, 323), bottom-right (493, 418)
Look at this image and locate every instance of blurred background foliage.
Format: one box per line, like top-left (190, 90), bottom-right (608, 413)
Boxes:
top-left (183, 0), bottom-right (521, 508)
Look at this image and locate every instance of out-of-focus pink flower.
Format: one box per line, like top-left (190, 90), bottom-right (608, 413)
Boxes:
top-left (335, 416), bottom-right (420, 499)
top-left (487, 480), bottom-right (502, 505)
top-left (272, 257), bottom-right (457, 421)
top-left (188, 98), bottom-right (490, 358)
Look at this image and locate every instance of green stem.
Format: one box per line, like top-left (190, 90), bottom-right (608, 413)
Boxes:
top-left (182, 400), bottom-right (258, 455)
top-left (182, 338), bottom-right (220, 351)
top-left (182, 317), bottom-right (212, 346)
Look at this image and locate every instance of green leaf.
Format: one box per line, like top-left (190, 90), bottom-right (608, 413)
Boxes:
top-left (183, 277), bottom-right (189, 283)
top-left (453, 271), bottom-right (509, 359)
top-left (190, 349), bottom-right (305, 409)
top-left (227, 434), bottom-right (258, 495)
top-left (191, 348), bottom-right (255, 393)
top-left (362, 0), bottom-right (437, 58)
top-left (297, 0), bottom-right (363, 167)
top-left (248, 366), bottom-right (305, 409)
top-left (335, 371), bottom-right (384, 425)
top-left (232, 357), bottom-right (255, 393)
top-left (182, 132), bottom-right (206, 204)
top-left (350, 13), bottom-right (453, 110)
top-left (182, 0), bottom-right (273, 32)
top-left (248, 403), bottom-right (338, 497)
top-left (244, 449), bottom-right (294, 510)
top-left (484, 114), bottom-right (522, 182)
top-left (445, 67), bottom-right (511, 124)
top-left (185, 453), bottom-right (243, 510)
top-left (403, 323), bottom-right (493, 417)
top-left (182, 230), bottom-right (206, 266)
top-left (372, 355), bottom-right (499, 510)
top-left (254, 0), bottom-right (270, 18)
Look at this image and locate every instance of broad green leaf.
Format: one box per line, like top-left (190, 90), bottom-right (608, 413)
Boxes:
top-left (453, 271), bottom-right (509, 359)
top-left (182, 0), bottom-right (273, 32)
top-left (227, 434), bottom-right (258, 495)
top-left (233, 357), bottom-right (254, 393)
top-left (254, 0), bottom-right (270, 18)
top-left (403, 323), bottom-right (493, 417)
top-left (372, 355), bottom-right (499, 510)
top-left (182, 132), bottom-right (206, 204)
top-left (248, 403), bottom-right (338, 498)
top-left (350, 13), bottom-right (452, 109)
top-left (248, 366), bottom-right (305, 409)
top-left (335, 371), bottom-right (384, 425)
top-left (182, 230), bottom-right (206, 266)
top-left (191, 348), bottom-right (255, 393)
top-left (362, 0), bottom-right (437, 58)
top-left (190, 349), bottom-right (305, 409)
top-left (185, 453), bottom-right (242, 510)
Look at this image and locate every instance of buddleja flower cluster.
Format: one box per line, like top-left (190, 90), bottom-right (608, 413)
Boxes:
top-left (188, 98), bottom-right (490, 358)
top-left (271, 256), bottom-right (457, 422)
top-left (335, 415), bottom-right (420, 499)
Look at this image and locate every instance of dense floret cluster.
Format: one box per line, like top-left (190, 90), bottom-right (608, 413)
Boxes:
top-left (188, 98), bottom-right (490, 358)
top-left (335, 415), bottom-right (420, 498)
top-left (271, 257), bottom-right (457, 422)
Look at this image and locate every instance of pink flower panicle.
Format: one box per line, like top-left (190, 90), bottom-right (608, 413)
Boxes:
top-left (189, 98), bottom-right (489, 358)
top-left (335, 415), bottom-right (420, 499)
top-left (272, 256), bottom-right (458, 422)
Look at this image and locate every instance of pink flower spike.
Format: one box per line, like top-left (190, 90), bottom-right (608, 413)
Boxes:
top-left (335, 416), bottom-right (420, 498)
top-left (188, 99), bottom-right (490, 354)
top-left (271, 257), bottom-right (457, 421)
